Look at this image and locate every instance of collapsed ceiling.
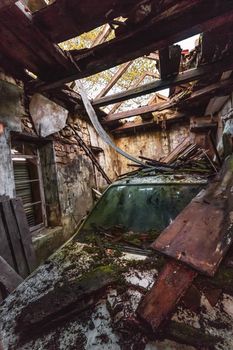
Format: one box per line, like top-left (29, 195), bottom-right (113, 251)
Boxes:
top-left (1, 0), bottom-right (233, 137)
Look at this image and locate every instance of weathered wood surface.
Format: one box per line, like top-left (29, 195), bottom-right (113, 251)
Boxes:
top-left (36, 0), bottom-right (233, 90)
top-left (11, 198), bottom-right (36, 273)
top-left (111, 112), bottom-right (188, 134)
top-left (0, 1), bottom-right (75, 80)
top-left (152, 156), bottom-right (233, 276)
top-left (137, 260), bottom-right (197, 330)
top-left (162, 137), bottom-right (190, 164)
top-left (0, 197), bottom-right (36, 279)
top-left (159, 45), bottom-right (182, 80)
top-left (0, 256), bottom-right (23, 296)
top-left (0, 200), bottom-right (28, 277)
top-left (103, 76), bottom-right (233, 126)
top-left (96, 61), bottom-right (132, 99)
top-left (0, 209), bottom-right (15, 269)
top-left (33, 0), bottom-right (143, 43)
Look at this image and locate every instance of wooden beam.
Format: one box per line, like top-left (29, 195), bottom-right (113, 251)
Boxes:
top-left (0, 256), bottom-right (23, 297)
top-left (96, 61), bottom-right (132, 99)
top-left (137, 260), bottom-right (197, 330)
top-left (35, 0), bottom-right (233, 91)
top-left (159, 45), bottom-right (182, 79)
top-left (103, 101), bottom-right (173, 124)
top-left (93, 55), bottom-right (233, 107)
top-left (33, 0), bottom-right (144, 43)
top-left (111, 112), bottom-right (188, 134)
top-left (108, 71), bottom-right (159, 114)
top-left (0, 1), bottom-right (75, 80)
top-left (104, 76), bottom-right (233, 125)
top-left (91, 24), bottom-right (112, 47)
top-left (180, 78), bottom-right (233, 107)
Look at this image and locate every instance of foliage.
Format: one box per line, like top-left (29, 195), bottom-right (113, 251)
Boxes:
top-left (59, 26), bottom-right (159, 101)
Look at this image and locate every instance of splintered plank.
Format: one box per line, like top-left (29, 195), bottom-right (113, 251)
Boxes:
top-left (152, 156), bottom-right (233, 276)
top-left (137, 260), bottom-right (197, 330)
top-left (0, 256), bottom-right (23, 296)
top-left (11, 198), bottom-right (36, 273)
top-left (0, 201), bottom-right (29, 278)
top-left (0, 210), bottom-right (15, 269)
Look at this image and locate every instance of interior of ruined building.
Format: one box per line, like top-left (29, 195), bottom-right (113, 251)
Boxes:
top-left (2, 1), bottom-right (233, 349)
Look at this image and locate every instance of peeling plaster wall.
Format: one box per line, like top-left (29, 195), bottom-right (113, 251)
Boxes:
top-left (87, 123), bottom-right (119, 185)
top-left (114, 124), bottom-right (189, 174)
top-left (0, 72), bottom-right (23, 197)
top-left (54, 141), bottom-right (96, 239)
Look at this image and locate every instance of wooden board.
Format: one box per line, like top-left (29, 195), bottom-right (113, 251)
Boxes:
top-left (0, 200), bottom-right (29, 278)
top-left (137, 260), bottom-right (197, 330)
top-left (0, 210), bottom-right (15, 269)
top-left (152, 156), bottom-right (233, 276)
top-left (0, 256), bottom-right (23, 296)
top-left (11, 198), bottom-right (36, 273)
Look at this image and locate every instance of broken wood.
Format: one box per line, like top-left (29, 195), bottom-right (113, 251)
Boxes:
top-left (137, 260), bottom-right (197, 330)
top-left (0, 256), bottom-right (23, 298)
top-left (96, 61), bottom-right (132, 99)
top-left (111, 113), bottom-right (188, 134)
top-left (35, 0), bottom-right (233, 90)
top-left (152, 155), bottom-right (233, 276)
top-left (159, 45), bottom-right (182, 79)
top-left (11, 198), bottom-right (36, 274)
top-left (93, 55), bottom-right (233, 108)
top-left (68, 124), bottom-right (112, 185)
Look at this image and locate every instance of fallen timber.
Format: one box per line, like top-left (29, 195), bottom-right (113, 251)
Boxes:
top-left (1, 238), bottom-right (231, 349)
top-left (137, 155), bottom-right (233, 331)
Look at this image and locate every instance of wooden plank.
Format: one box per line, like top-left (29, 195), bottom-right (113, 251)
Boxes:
top-left (35, 0), bottom-right (233, 91)
top-left (103, 101), bottom-right (174, 124)
top-left (111, 112), bottom-right (188, 134)
top-left (162, 138), bottom-right (191, 163)
top-left (96, 61), bottom-right (132, 99)
top-left (33, 0), bottom-right (144, 43)
top-left (0, 2), bottom-right (74, 79)
top-left (159, 45), bottom-right (182, 79)
top-left (107, 76), bottom-right (233, 128)
top-left (11, 198), bottom-right (36, 273)
top-left (108, 72), bottom-right (159, 115)
top-left (152, 155), bottom-right (233, 276)
top-left (0, 256), bottom-right (23, 296)
top-left (0, 201), bottom-right (29, 278)
top-left (0, 209), bottom-right (15, 269)
top-left (93, 55), bottom-right (233, 108)
top-left (137, 260), bottom-right (197, 330)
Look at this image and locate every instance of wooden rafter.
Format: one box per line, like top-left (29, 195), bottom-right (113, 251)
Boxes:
top-left (91, 24), bottom-right (112, 47)
top-left (108, 71), bottom-right (159, 114)
top-left (105, 76), bottom-right (233, 126)
top-left (96, 61), bottom-right (132, 99)
top-left (34, 0), bottom-right (233, 90)
top-left (111, 112), bottom-right (189, 134)
top-left (32, 0), bottom-right (144, 43)
top-left (0, 1), bottom-right (75, 80)
top-left (93, 55), bottom-right (233, 107)
top-left (103, 101), bottom-right (173, 125)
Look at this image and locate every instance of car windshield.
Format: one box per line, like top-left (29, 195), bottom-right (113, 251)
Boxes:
top-left (80, 183), bottom-right (203, 236)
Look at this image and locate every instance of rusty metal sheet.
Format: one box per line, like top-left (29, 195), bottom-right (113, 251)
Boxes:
top-left (137, 260), bottom-right (197, 330)
top-left (152, 156), bottom-right (233, 276)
